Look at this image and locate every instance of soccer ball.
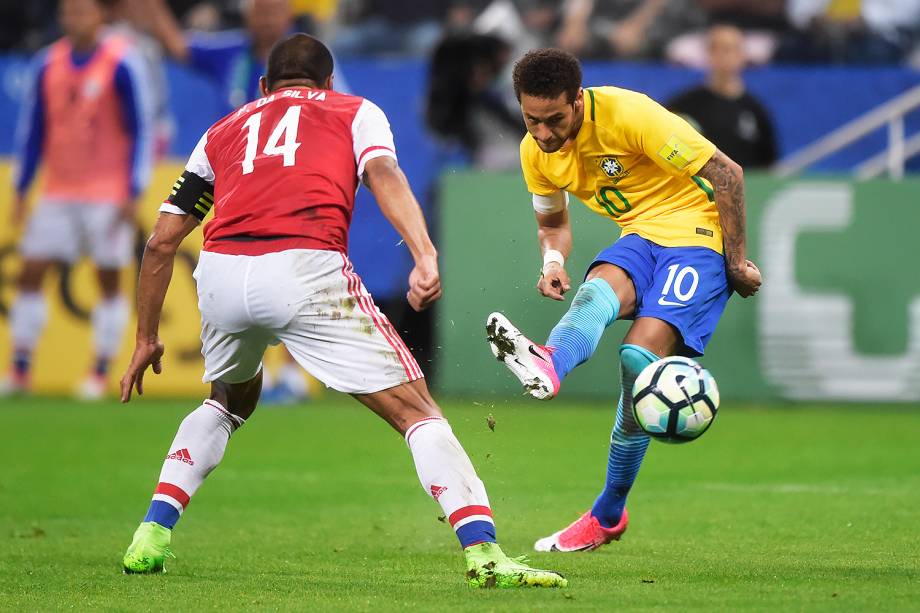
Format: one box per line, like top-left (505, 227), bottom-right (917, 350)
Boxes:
top-left (631, 357), bottom-right (720, 444)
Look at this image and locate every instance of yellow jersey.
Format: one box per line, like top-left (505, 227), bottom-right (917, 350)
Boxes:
top-left (520, 86), bottom-right (723, 253)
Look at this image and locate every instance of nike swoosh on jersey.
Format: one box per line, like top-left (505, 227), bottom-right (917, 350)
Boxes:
top-left (657, 297), bottom-right (689, 308)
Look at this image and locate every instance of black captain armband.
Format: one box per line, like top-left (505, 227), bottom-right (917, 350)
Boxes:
top-left (166, 171), bottom-right (215, 221)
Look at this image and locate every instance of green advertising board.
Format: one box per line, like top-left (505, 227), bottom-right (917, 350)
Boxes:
top-left (436, 173), bottom-right (920, 402)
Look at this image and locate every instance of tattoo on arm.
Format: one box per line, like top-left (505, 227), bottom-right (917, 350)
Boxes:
top-left (698, 151), bottom-right (746, 269)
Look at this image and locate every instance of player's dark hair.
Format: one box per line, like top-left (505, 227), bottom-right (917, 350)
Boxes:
top-left (512, 48), bottom-right (582, 103)
top-left (265, 33), bottom-right (334, 90)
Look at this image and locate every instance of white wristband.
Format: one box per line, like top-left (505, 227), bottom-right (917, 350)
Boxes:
top-left (542, 249), bottom-right (565, 270)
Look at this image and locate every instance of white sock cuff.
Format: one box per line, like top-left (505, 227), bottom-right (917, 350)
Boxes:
top-left (203, 398), bottom-right (246, 430)
top-left (404, 416), bottom-right (449, 447)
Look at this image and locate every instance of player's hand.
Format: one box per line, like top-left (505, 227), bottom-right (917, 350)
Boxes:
top-left (537, 262), bottom-right (571, 301)
top-left (556, 20), bottom-right (588, 55)
top-left (120, 338), bottom-right (165, 403)
top-left (407, 254), bottom-right (442, 312)
top-left (609, 19), bottom-right (644, 56)
top-left (116, 198), bottom-right (140, 226)
top-left (11, 193), bottom-right (27, 228)
top-left (728, 260), bottom-right (762, 298)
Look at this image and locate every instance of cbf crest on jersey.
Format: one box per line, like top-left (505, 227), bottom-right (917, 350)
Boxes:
top-left (600, 156), bottom-right (626, 179)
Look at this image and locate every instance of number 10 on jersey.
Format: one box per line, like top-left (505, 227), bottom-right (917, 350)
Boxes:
top-left (241, 106), bottom-right (302, 174)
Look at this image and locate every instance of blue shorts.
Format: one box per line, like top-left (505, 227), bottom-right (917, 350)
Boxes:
top-left (588, 234), bottom-right (731, 357)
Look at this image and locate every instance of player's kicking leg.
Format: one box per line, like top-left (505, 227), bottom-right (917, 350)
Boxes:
top-left (486, 264), bottom-right (635, 400)
top-left (535, 318), bottom-right (674, 552)
top-left (487, 260), bottom-right (657, 551)
top-left (354, 379), bottom-right (567, 588)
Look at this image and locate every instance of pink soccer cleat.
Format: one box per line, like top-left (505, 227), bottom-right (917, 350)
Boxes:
top-left (485, 312), bottom-right (560, 400)
top-left (534, 509), bottom-right (629, 552)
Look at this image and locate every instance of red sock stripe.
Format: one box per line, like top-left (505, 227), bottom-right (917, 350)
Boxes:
top-left (405, 416), bottom-right (444, 444)
top-left (339, 255), bottom-right (422, 380)
top-left (448, 505), bottom-right (493, 527)
top-left (155, 482), bottom-right (191, 509)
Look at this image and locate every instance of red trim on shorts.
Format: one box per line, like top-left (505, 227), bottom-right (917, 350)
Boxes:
top-left (154, 482), bottom-right (191, 509)
top-left (348, 261), bottom-right (421, 379)
top-left (338, 254), bottom-right (422, 380)
top-left (448, 505), bottom-right (493, 527)
top-left (405, 416), bottom-right (444, 444)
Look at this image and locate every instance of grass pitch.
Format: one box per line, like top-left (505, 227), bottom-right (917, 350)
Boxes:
top-left (1, 396), bottom-right (917, 611)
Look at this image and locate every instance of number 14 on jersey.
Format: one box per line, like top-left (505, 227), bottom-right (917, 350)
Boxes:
top-left (241, 106), bottom-right (302, 174)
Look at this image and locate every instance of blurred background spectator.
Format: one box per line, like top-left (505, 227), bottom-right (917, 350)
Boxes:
top-left (666, 0), bottom-right (788, 67)
top-left (2, 0), bottom-right (919, 67)
top-left (777, 0), bottom-right (920, 64)
top-left (139, 0), bottom-right (296, 113)
top-left (668, 24), bottom-right (778, 168)
top-left (331, 0), bottom-right (470, 58)
top-left (556, 0), bottom-right (704, 60)
top-left (426, 32), bottom-right (523, 170)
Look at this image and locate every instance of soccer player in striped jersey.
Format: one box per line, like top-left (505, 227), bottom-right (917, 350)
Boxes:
top-left (119, 34), bottom-right (566, 588)
top-left (486, 49), bottom-right (761, 552)
top-left (4, 0), bottom-right (153, 399)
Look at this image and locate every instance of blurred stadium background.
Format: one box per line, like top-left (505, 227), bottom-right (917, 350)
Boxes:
top-left (1, 0), bottom-right (919, 401)
top-left (1, 0), bottom-right (918, 608)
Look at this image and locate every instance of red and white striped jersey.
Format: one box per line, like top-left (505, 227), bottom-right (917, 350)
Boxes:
top-left (163, 87), bottom-right (396, 255)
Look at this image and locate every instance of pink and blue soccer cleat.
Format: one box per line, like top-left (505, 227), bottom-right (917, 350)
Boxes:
top-left (534, 509), bottom-right (629, 552)
top-left (486, 312), bottom-right (560, 400)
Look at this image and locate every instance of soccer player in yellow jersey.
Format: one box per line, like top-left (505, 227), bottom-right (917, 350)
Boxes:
top-left (486, 49), bottom-right (762, 552)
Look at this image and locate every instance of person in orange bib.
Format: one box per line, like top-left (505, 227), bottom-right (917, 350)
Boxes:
top-left (5, 0), bottom-right (153, 399)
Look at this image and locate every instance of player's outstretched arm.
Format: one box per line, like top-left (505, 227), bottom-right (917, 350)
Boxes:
top-left (120, 212), bottom-right (199, 402)
top-left (535, 207), bottom-right (573, 301)
top-left (697, 149), bottom-right (762, 298)
top-left (363, 156), bottom-right (441, 312)
top-left (128, 0), bottom-right (190, 62)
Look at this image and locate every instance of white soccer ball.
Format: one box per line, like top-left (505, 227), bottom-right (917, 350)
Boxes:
top-left (631, 357), bottom-right (720, 443)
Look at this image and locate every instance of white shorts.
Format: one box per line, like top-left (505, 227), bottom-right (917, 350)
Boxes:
top-left (194, 249), bottom-right (424, 394)
top-left (20, 200), bottom-right (134, 268)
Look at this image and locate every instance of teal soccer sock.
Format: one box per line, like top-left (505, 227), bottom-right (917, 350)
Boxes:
top-left (546, 278), bottom-right (620, 380)
top-left (591, 344), bottom-right (659, 528)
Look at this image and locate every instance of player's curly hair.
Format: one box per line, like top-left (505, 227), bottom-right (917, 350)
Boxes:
top-left (512, 48), bottom-right (582, 103)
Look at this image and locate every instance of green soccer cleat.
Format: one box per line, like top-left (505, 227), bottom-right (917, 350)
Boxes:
top-left (122, 522), bottom-right (175, 574)
top-left (464, 542), bottom-right (568, 588)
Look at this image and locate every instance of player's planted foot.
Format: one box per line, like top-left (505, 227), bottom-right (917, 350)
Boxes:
top-left (0, 372), bottom-right (30, 397)
top-left (534, 509), bottom-right (629, 552)
top-left (77, 374), bottom-right (107, 401)
top-left (486, 312), bottom-right (560, 400)
top-left (464, 542), bottom-right (567, 588)
top-left (122, 522), bottom-right (175, 574)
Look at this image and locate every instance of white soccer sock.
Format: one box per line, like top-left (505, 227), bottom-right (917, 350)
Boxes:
top-left (405, 417), bottom-right (496, 548)
top-left (9, 292), bottom-right (47, 352)
top-left (146, 400), bottom-right (245, 526)
top-left (91, 295), bottom-right (129, 360)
